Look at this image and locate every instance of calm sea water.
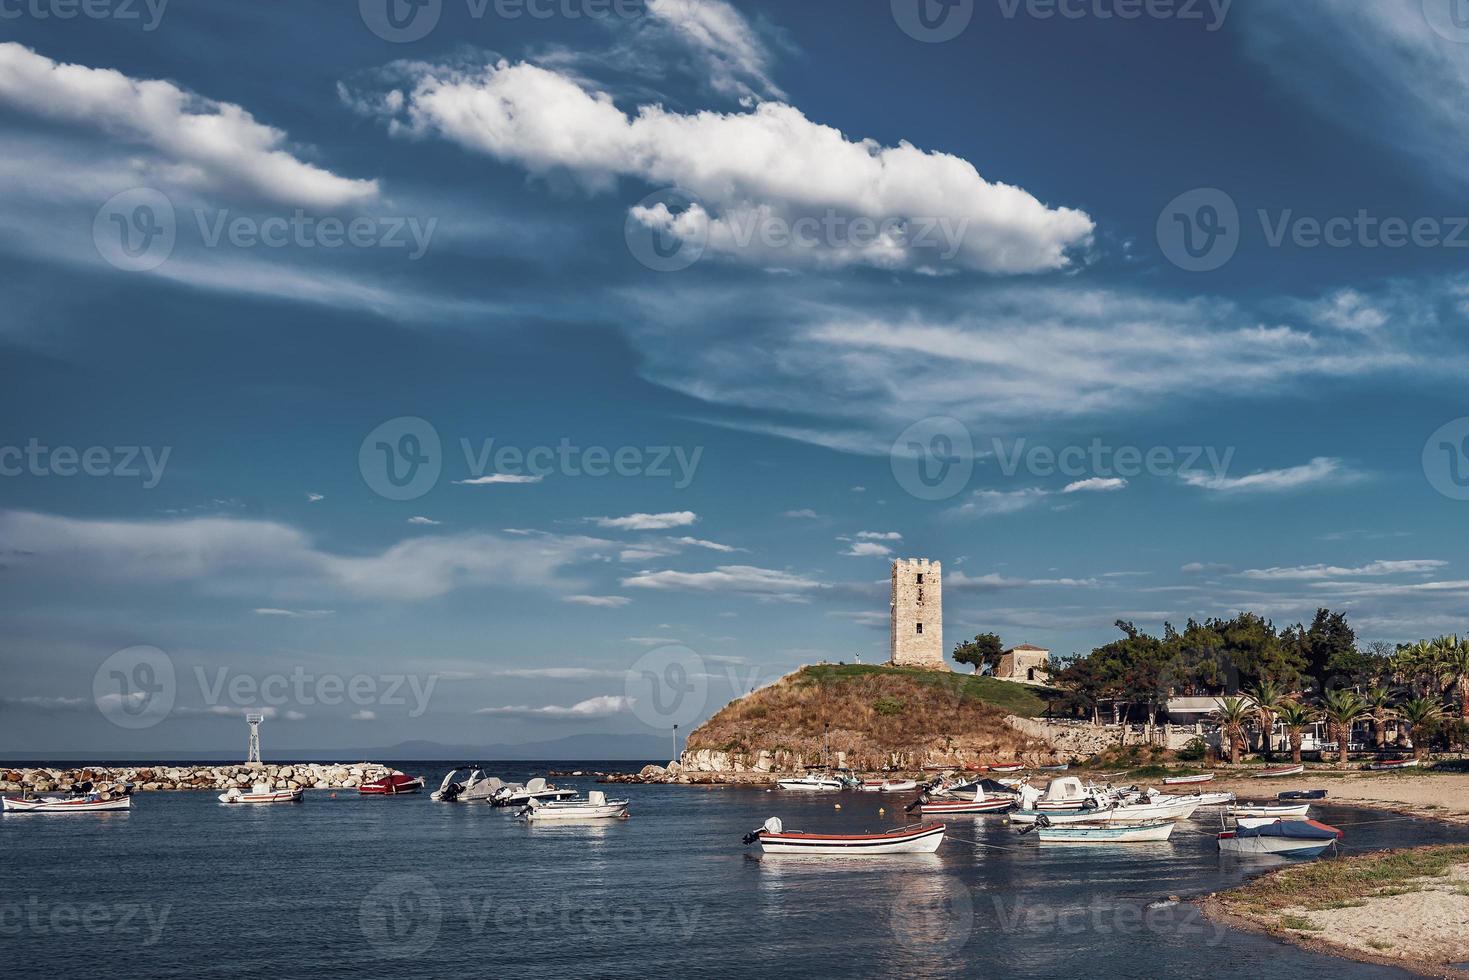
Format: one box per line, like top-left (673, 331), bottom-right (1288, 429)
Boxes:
top-left (4, 761), bottom-right (1466, 978)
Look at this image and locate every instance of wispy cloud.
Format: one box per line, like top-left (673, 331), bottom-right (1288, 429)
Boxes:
top-left (252, 607), bottom-right (335, 619)
top-left (454, 474), bottom-right (543, 486)
top-left (1238, 559), bottom-right (1447, 581)
top-left (622, 564), bottom-right (820, 601)
top-left (407, 516), bottom-right (442, 526)
top-left (1063, 477), bottom-right (1127, 493)
top-left (951, 487), bottom-right (1050, 518)
top-left (562, 594), bottom-right (632, 608)
top-left (593, 511), bottom-right (697, 530)
top-left (1179, 456), bottom-right (1357, 493)
top-left (475, 695), bottom-right (632, 718)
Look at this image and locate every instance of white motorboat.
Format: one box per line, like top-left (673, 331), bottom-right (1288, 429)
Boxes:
top-left (4, 791), bottom-right (131, 813)
top-left (492, 777), bottom-right (579, 807)
top-left (520, 790), bottom-right (628, 821)
top-left (776, 774), bottom-right (845, 791)
top-left (218, 782), bottom-right (303, 805)
top-left (859, 779), bottom-right (918, 793)
top-left (744, 817), bottom-right (945, 855)
top-left (1196, 792), bottom-right (1236, 807)
top-left (1253, 764), bottom-right (1305, 778)
top-left (1217, 818), bottom-right (1341, 857)
top-left (432, 769), bottom-right (502, 803)
top-left (1231, 802), bottom-right (1311, 819)
top-left (1162, 773), bottom-right (1215, 785)
top-left (1035, 821), bottom-right (1176, 843)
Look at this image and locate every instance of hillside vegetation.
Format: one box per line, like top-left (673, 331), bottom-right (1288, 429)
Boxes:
top-left (684, 664), bottom-right (1055, 772)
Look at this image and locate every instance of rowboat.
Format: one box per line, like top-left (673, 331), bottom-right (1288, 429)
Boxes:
top-left (744, 817), bottom-right (945, 855)
top-left (218, 782), bottom-right (303, 804)
top-left (358, 773), bottom-right (426, 796)
top-left (1236, 814), bottom-right (1308, 828)
top-left (1036, 821), bottom-right (1175, 843)
top-left (1368, 758), bottom-right (1419, 771)
top-left (777, 774), bottom-right (845, 791)
top-left (987, 763), bottom-right (1025, 774)
top-left (1278, 789), bottom-right (1327, 801)
top-left (1196, 792), bottom-right (1236, 806)
top-left (3, 793), bottom-right (131, 813)
top-left (521, 791), bottom-right (627, 821)
top-left (920, 797), bottom-right (1013, 814)
top-left (1162, 773), bottom-right (1214, 785)
top-left (1253, 764), bottom-right (1305, 778)
top-left (1231, 802), bottom-right (1310, 819)
top-left (1035, 764), bottom-right (1070, 772)
top-left (1217, 819), bottom-right (1342, 858)
top-left (859, 779), bottom-right (918, 793)
top-left (1011, 795), bottom-right (1202, 825)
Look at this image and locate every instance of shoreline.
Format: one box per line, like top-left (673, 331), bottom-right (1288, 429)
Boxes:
top-left (2, 762), bottom-right (396, 793)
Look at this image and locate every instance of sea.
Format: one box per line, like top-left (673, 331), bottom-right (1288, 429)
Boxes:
top-left (4, 760), bottom-right (1467, 978)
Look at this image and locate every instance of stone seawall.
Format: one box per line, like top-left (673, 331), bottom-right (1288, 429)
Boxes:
top-left (1, 763), bottom-right (395, 793)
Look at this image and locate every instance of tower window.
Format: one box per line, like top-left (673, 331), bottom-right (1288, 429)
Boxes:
top-left (916, 573), bottom-right (924, 584)
top-left (916, 622), bottom-right (923, 634)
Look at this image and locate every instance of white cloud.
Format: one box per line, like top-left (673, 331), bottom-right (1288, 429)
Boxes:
top-left (0, 43), bottom-right (376, 208)
top-left (0, 695), bottom-right (89, 712)
top-left (593, 511), bottom-right (697, 530)
top-left (645, 0), bottom-right (784, 101)
top-left (1180, 456), bottom-right (1356, 493)
top-left (1308, 289), bottom-right (1388, 332)
top-left (1063, 477), bottom-right (1127, 493)
top-left (1238, 559), bottom-right (1448, 581)
top-left (1181, 562), bottom-right (1233, 576)
top-left (947, 570), bottom-right (1099, 592)
top-left (669, 535), bottom-right (744, 552)
top-left (781, 509), bottom-right (820, 518)
top-left (307, 493), bottom-right (325, 502)
top-left (252, 607), bottom-right (335, 619)
top-left (622, 564), bottom-right (820, 600)
top-left (407, 516), bottom-right (442, 525)
top-left (841, 541), bottom-right (891, 557)
top-left (475, 695), bottom-right (632, 718)
top-left (856, 531), bottom-right (902, 540)
top-left (951, 487), bottom-right (1050, 518)
top-left (490, 666), bottom-right (622, 679)
top-left (625, 636), bottom-right (681, 646)
top-left (453, 474), bottom-right (543, 485)
top-left (350, 710), bottom-right (377, 721)
top-left (355, 59), bottom-right (1093, 274)
top-left (562, 594), bottom-right (632, 607)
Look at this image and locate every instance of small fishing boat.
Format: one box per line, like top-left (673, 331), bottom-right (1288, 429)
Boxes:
top-left (358, 773), bottom-right (426, 796)
top-left (1277, 789), bottom-right (1327, 801)
top-left (917, 783), bottom-right (1014, 815)
top-left (1217, 818), bottom-right (1342, 858)
top-left (520, 790), bottom-right (627, 821)
top-left (743, 817), bottom-right (945, 855)
top-left (1195, 791), bottom-right (1236, 806)
top-left (1035, 764), bottom-right (1070, 772)
top-left (776, 774), bottom-right (845, 791)
top-left (1231, 802), bottom-right (1311, 819)
top-left (3, 791), bottom-right (131, 813)
top-left (1253, 764), bottom-right (1305, 778)
top-left (1162, 773), bottom-right (1214, 785)
top-left (218, 782), bottom-right (302, 805)
top-left (1034, 821), bottom-right (1176, 843)
top-left (493, 777), bottom-right (578, 807)
top-left (987, 763), bottom-right (1025, 774)
top-left (859, 779), bottom-right (919, 793)
top-left (1368, 758), bottom-right (1419, 771)
top-left (1011, 794), bottom-right (1202, 826)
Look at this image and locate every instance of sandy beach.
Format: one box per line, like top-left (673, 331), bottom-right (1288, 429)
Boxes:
top-left (1201, 771), bottom-right (1469, 826)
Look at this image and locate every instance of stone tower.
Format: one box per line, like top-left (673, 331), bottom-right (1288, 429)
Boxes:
top-left (889, 558), bottom-right (944, 669)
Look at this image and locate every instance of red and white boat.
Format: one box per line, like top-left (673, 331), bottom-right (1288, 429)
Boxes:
top-left (1368, 758), bottom-right (1419, 771)
top-left (744, 817), bottom-right (945, 855)
top-left (987, 763), bottom-right (1024, 774)
top-left (1162, 773), bottom-right (1214, 785)
top-left (219, 782), bottom-right (304, 805)
top-left (3, 792), bottom-right (131, 813)
top-left (1253, 764), bottom-right (1305, 778)
top-left (919, 795), bottom-right (1013, 815)
top-left (358, 773), bottom-right (426, 796)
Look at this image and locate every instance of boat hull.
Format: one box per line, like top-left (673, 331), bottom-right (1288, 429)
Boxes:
top-left (1253, 765), bottom-right (1305, 778)
top-left (219, 789), bottom-right (303, 804)
top-left (3, 795), bottom-right (131, 813)
top-left (359, 775), bottom-right (426, 796)
top-left (1037, 821), bottom-right (1175, 843)
top-left (1368, 759), bottom-right (1419, 771)
top-left (525, 802), bottom-right (628, 821)
top-left (1231, 803), bottom-right (1311, 818)
top-left (756, 823), bottom-right (945, 855)
top-left (776, 779), bottom-right (843, 791)
top-left (919, 799), bottom-right (1013, 814)
top-left (1162, 773), bottom-right (1214, 785)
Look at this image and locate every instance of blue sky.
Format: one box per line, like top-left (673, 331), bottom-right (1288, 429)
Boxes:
top-left (5, 0), bottom-right (1469, 754)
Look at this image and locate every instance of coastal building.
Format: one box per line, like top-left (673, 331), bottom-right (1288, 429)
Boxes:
top-left (889, 558), bottom-right (945, 669)
top-left (995, 644), bottom-right (1051, 685)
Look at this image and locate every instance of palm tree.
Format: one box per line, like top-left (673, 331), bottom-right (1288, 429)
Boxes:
top-left (1212, 696), bottom-right (1252, 765)
top-left (1248, 681), bottom-right (1287, 759)
top-left (1396, 698), bottom-right (1445, 761)
top-left (1275, 700), bottom-right (1317, 765)
top-left (1363, 686), bottom-right (1396, 749)
top-left (1320, 689), bottom-right (1367, 765)
top-left (1440, 639), bottom-right (1469, 721)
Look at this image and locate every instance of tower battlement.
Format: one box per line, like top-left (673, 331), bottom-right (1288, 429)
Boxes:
top-left (888, 558), bottom-right (945, 669)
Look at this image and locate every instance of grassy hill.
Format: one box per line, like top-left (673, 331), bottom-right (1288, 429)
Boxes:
top-left (684, 664), bottom-right (1055, 772)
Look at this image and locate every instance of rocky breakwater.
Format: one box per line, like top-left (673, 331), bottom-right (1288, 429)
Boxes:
top-left (0, 763), bottom-right (397, 793)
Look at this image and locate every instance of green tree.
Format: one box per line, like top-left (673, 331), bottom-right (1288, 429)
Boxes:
top-left (1363, 685), bottom-right (1395, 749)
top-left (1437, 638), bottom-right (1469, 720)
top-left (952, 632), bottom-right (1004, 675)
top-left (1212, 696), bottom-right (1253, 765)
top-left (1248, 681), bottom-right (1288, 759)
top-left (1321, 689), bottom-right (1367, 765)
top-left (1396, 697), bottom-right (1444, 761)
top-left (1276, 700), bottom-right (1317, 765)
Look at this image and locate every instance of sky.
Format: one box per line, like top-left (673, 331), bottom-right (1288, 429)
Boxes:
top-left (4, 0), bottom-right (1469, 755)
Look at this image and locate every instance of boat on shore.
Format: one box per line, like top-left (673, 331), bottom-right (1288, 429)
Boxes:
top-left (359, 773), bottom-right (426, 796)
top-left (3, 791), bottom-right (131, 813)
top-left (1231, 802), bottom-right (1311, 819)
top-left (1196, 792), bottom-right (1236, 806)
top-left (1162, 773), bottom-right (1214, 785)
top-left (1034, 821), bottom-right (1175, 843)
top-left (1368, 758), bottom-right (1419, 771)
top-left (987, 763), bottom-right (1025, 774)
top-left (520, 790), bottom-right (627, 821)
top-left (1253, 764), bottom-right (1305, 778)
top-left (1277, 789), bottom-right (1327, 801)
top-left (1217, 818), bottom-right (1342, 858)
top-left (219, 782), bottom-right (302, 805)
top-left (744, 817), bottom-right (945, 855)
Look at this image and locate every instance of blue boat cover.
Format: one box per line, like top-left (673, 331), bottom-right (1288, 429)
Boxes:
top-left (1237, 819), bottom-right (1341, 840)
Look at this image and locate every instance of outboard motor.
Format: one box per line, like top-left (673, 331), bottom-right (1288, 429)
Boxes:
top-left (905, 793), bottom-right (927, 813)
top-left (744, 816), bottom-right (782, 844)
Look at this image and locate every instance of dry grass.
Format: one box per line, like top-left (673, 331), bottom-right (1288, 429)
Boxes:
top-left (1221, 846), bottom-right (1469, 916)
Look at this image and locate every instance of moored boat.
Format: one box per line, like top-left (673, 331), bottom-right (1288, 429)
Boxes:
top-left (520, 790), bottom-right (627, 821)
top-left (1277, 789), bottom-right (1327, 801)
top-left (1196, 792), bottom-right (1236, 807)
top-left (432, 768), bottom-right (502, 803)
top-left (219, 782), bottom-right (303, 805)
top-left (987, 763), bottom-right (1024, 774)
top-left (859, 779), bottom-right (918, 793)
top-left (492, 777), bottom-right (578, 807)
top-left (1217, 818), bottom-right (1342, 858)
top-left (1230, 801), bottom-right (1311, 819)
top-left (1253, 764), bottom-right (1305, 778)
top-left (1162, 773), bottom-right (1214, 785)
top-left (1035, 821), bottom-right (1175, 843)
top-left (744, 817), bottom-right (945, 855)
top-left (358, 773), bottom-right (426, 796)
top-left (3, 792), bottom-right (131, 813)
top-left (776, 774), bottom-right (845, 791)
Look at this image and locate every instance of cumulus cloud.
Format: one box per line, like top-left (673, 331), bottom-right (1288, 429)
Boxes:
top-left (407, 516), bottom-right (442, 526)
top-left (475, 695), bottom-right (632, 718)
top-left (841, 540), bottom-right (892, 558)
top-left (351, 59), bottom-right (1093, 274)
top-left (1063, 477), bottom-right (1127, 493)
top-left (593, 511), bottom-right (698, 530)
top-left (0, 43), bottom-right (376, 208)
top-left (856, 531), bottom-right (903, 540)
top-left (1179, 456), bottom-right (1356, 493)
